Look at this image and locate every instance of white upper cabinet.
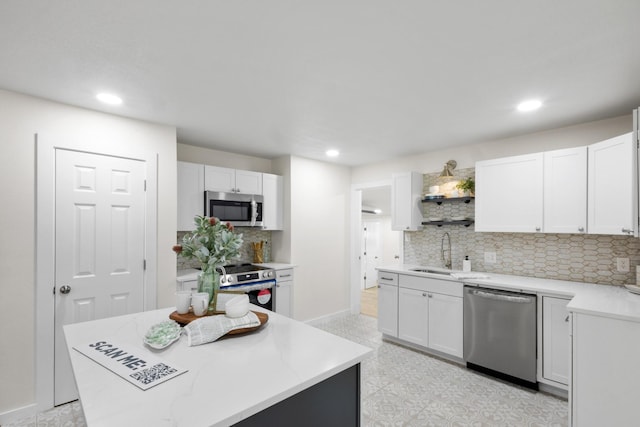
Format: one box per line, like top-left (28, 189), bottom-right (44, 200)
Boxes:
top-left (587, 132), bottom-right (637, 236)
top-left (177, 161), bottom-right (205, 231)
top-left (391, 171), bottom-right (423, 231)
top-left (544, 147), bottom-right (587, 234)
top-left (262, 173), bottom-right (284, 230)
top-left (204, 165), bottom-right (263, 195)
top-left (475, 153), bottom-right (544, 232)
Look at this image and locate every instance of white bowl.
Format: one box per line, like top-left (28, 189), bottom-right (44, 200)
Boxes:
top-left (225, 295), bottom-right (250, 318)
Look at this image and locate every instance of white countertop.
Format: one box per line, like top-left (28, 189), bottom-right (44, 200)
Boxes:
top-left (64, 306), bottom-right (371, 427)
top-left (377, 264), bottom-right (640, 323)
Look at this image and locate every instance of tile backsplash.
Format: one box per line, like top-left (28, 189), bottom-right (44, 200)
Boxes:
top-left (403, 168), bottom-right (640, 286)
top-left (176, 228), bottom-right (272, 270)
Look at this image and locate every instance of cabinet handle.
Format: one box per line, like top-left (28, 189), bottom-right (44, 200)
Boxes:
top-left (280, 274), bottom-right (292, 278)
top-left (422, 292), bottom-right (427, 297)
top-left (380, 276), bottom-right (394, 281)
top-left (535, 227), bottom-right (541, 232)
top-left (378, 285), bottom-right (381, 288)
top-left (578, 227), bottom-right (584, 232)
top-left (622, 228), bottom-right (633, 234)
top-left (428, 294), bottom-right (433, 298)
top-left (565, 315), bottom-right (570, 322)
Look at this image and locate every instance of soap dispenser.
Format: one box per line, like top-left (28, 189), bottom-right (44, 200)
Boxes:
top-left (462, 256), bottom-right (471, 272)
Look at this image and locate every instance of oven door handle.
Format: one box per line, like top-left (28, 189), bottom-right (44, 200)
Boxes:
top-left (470, 289), bottom-right (533, 304)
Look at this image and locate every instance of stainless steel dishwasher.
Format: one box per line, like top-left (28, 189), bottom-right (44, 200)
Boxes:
top-left (463, 286), bottom-right (537, 388)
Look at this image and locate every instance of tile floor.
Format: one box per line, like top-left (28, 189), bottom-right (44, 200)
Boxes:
top-left (4, 312), bottom-right (567, 426)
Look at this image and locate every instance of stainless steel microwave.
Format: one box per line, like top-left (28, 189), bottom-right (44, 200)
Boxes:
top-left (204, 191), bottom-right (263, 227)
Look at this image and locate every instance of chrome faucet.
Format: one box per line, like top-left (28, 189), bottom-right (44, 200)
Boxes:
top-left (441, 232), bottom-right (452, 269)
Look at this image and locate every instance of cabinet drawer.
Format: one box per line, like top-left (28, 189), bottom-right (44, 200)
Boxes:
top-left (399, 274), bottom-right (462, 297)
top-left (378, 272), bottom-right (398, 286)
top-left (276, 269), bottom-right (294, 281)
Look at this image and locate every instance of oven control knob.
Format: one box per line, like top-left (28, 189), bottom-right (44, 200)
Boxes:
top-left (227, 276), bottom-right (234, 283)
top-left (220, 275), bottom-right (226, 284)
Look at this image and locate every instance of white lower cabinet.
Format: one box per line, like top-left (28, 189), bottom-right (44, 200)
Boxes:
top-left (274, 268), bottom-right (293, 317)
top-left (397, 274), bottom-right (463, 359)
top-left (428, 292), bottom-right (463, 357)
top-left (377, 272), bottom-right (398, 337)
top-left (539, 296), bottom-right (570, 388)
top-left (398, 287), bottom-right (429, 347)
top-left (572, 313), bottom-right (640, 426)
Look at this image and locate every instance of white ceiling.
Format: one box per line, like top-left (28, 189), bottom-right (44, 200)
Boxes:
top-left (1, 1), bottom-right (639, 166)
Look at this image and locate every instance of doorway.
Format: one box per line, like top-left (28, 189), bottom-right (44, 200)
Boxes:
top-left (357, 185), bottom-right (401, 318)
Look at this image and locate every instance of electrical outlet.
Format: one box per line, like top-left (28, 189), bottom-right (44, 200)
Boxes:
top-left (484, 251), bottom-right (497, 264)
top-left (616, 257), bottom-right (630, 272)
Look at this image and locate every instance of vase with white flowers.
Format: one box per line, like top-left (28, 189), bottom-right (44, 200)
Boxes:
top-left (172, 216), bottom-right (243, 313)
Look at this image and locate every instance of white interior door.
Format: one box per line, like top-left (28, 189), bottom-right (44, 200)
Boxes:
top-left (362, 221), bottom-right (382, 289)
top-left (54, 149), bottom-right (146, 405)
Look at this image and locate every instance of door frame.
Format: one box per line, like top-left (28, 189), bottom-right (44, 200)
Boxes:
top-left (35, 134), bottom-right (158, 410)
top-left (350, 180), bottom-right (397, 314)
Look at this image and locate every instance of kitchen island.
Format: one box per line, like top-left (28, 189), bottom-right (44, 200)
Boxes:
top-left (63, 306), bottom-right (371, 426)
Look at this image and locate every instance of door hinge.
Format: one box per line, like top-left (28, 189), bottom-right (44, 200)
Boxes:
top-left (53, 286), bottom-right (56, 295)
top-left (143, 259), bottom-right (147, 270)
top-left (144, 180), bottom-right (147, 191)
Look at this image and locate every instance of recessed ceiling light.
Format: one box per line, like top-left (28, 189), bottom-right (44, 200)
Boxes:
top-left (96, 92), bottom-right (123, 105)
top-left (517, 99), bottom-right (542, 112)
top-left (326, 149), bottom-right (340, 157)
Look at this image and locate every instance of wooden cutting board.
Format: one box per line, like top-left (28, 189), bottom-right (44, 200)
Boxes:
top-left (169, 310), bottom-right (268, 335)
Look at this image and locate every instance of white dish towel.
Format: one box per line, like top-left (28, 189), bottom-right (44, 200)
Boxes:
top-left (450, 272), bottom-right (490, 280)
top-left (184, 312), bottom-right (261, 346)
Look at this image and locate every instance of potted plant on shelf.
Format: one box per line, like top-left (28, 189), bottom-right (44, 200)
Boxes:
top-left (456, 177), bottom-right (475, 197)
top-left (172, 216), bottom-right (243, 313)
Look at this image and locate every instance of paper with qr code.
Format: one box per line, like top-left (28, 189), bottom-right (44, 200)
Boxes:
top-left (73, 340), bottom-right (188, 390)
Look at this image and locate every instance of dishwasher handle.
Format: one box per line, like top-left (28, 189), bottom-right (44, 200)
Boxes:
top-left (468, 288), bottom-right (534, 304)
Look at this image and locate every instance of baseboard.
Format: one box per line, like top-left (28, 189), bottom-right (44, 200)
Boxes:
top-left (304, 309), bottom-right (352, 326)
top-left (0, 403), bottom-right (37, 425)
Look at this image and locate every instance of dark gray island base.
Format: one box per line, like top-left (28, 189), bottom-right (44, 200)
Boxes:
top-left (235, 364), bottom-right (361, 426)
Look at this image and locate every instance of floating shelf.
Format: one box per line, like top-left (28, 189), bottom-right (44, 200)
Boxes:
top-left (421, 220), bottom-right (475, 227)
top-left (421, 196), bottom-right (474, 205)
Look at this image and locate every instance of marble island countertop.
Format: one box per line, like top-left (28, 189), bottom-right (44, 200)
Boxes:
top-left (377, 264), bottom-right (640, 323)
top-left (64, 306), bottom-right (370, 426)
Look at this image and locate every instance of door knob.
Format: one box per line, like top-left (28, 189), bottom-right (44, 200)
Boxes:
top-left (60, 285), bottom-right (71, 294)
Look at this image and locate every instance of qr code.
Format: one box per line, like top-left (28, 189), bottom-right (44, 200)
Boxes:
top-left (130, 363), bottom-right (177, 385)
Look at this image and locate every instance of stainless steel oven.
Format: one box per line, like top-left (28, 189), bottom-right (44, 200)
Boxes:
top-left (205, 191), bottom-right (263, 227)
top-left (218, 264), bottom-right (276, 311)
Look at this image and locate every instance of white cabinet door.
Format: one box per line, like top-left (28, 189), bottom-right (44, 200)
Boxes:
top-left (204, 165), bottom-right (236, 192)
top-left (572, 313), bottom-right (640, 425)
top-left (398, 287), bottom-right (429, 347)
top-left (177, 161), bottom-right (205, 231)
top-left (391, 171), bottom-right (423, 231)
top-left (544, 147), bottom-right (587, 234)
top-left (588, 132), bottom-right (637, 236)
top-left (427, 293), bottom-right (463, 358)
top-left (541, 296), bottom-right (570, 386)
top-left (235, 170), bottom-right (263, 195)
top-left (204, 166), bottom-right (263, 195)
top-left (262, 173), bottom-right (283, 230)
top-left (475, 153), bottom-right (544, 232)
top-left (377, 283), bottom-right (398, 336)
top-left (275, 268), bottom-right (293, 317)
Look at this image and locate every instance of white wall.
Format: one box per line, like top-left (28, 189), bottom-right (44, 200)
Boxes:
top-left (177, 143), bottom-right (273, 173)
top-left (0, 89), bottom-right (176, 419)
top-left (351, 114), bottom-right (631, 184)
top-left (290, 156), bottom-right (351, 321)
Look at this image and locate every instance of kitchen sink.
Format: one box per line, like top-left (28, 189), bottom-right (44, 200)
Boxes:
top-left (410, 268), bottom-right (451, 275)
